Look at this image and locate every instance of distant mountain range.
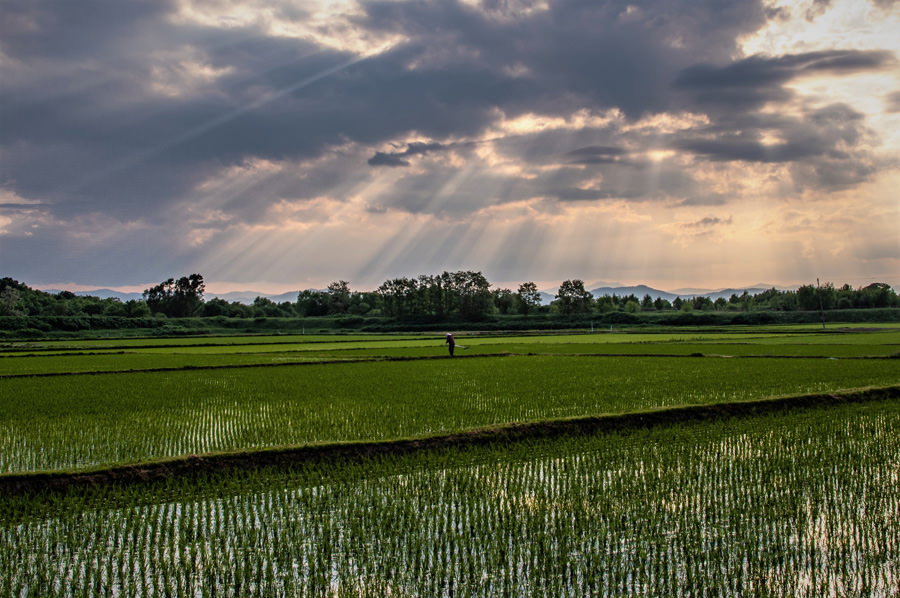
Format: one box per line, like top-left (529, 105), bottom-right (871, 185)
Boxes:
top-left (206, 291), bottom-right (302, 304)
top-left (49, 284), bottom-right (784, 305)
top-left (43, 288), bottom-right (146, 302)
top-left (536, 283), bottom-right (784, 304)
top-left (584, 284), bottom-right (776, 302)
top-left (42, 288), bottom-right (303, 305)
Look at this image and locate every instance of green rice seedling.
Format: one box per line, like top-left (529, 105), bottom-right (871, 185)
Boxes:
top-left (2, 399), bottom-right (898, 596)
top-left (1, 354), bottom-right (898, 473)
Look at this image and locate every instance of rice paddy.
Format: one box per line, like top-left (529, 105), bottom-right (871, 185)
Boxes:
top-left (1, 326), bottom-right (898, 595)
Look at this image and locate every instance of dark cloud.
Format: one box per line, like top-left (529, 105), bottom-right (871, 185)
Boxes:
top-left (672, 104), bottom-right (866, 162)
top-left (673, 136), bottom-right (821, 163)
top-left (0, 0), bottom-right (772, 226)
top-left (359, 0), bottom-right (768, 118)
top-left (368, 153), bottom-right (410, 167)
top-left (1, 0), bottom-right (897, 288)
top-left (551, 188), bottom-right (623, 201)
top-left (565, 146), bottom-right (627, 165)
top-left (806, 0), bottom-right (832, 21)
top-left (0, 0), bottom-right (173, 60)
top-left (670, 78), bottom-right (879, 189)
top-left (682, 216), bottom-right (732, 228)
top-left (674, 50), bottom-right (896, 111)
top-left (368, 141), bottom-right (450, 167)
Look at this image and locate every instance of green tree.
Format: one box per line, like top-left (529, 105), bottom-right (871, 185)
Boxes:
top-left (124, 299), bottom-right (151, 318)
top-left (0, 287), bottom-right (24, 316)
top-left (143, 274), bottom-right (205, 317)
top-left (859, 283), bottom-right (895, 308)
top-left (555, 279), bottom-right (593, 315)
top-left (516, 282), bottom-right (542, 316)
top-left (493, 288), bottom-right (517, 315)
top-left (326, 280), bottom-right (351, 315)
top-left (596, 295), bottom-right (617, 313)
top-left (252, 296), bottom-right (285, 317)
top-left (692, 296), bottom-right (714, 311)
top-left (653, 297), bottom-right (672, 311)
top-left (296, 289), bottom-right (329, 317)
top-left (457, 271), bottom-right (493, 320)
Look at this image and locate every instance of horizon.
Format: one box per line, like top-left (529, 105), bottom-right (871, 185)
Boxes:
top-left (29, 275), bottom-right (898, 298)
top-left (2, 0), bottom-right (898, 291)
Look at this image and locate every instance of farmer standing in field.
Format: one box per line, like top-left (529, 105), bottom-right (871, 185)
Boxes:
top-left (445, 333), bottom-right (456, 357)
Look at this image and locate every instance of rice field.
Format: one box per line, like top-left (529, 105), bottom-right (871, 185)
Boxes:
top-left (1, 326), bottom-right (898, 595)
top-left (2, 354), bottom-right (899, 474)
top-left (2, 398), bottom-right (897, 596)
top-left (2, 329), bottom-right (898, 376)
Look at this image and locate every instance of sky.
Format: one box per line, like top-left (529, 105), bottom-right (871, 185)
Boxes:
top-left (1, 0), bottom-right (899, 295)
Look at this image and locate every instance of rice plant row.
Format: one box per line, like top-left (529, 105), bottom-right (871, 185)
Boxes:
top-left (2, 399), bottom-right (897, 596)
top-left (3, 330), bottom-right (898, 377)
top-left (2, 355), bottom-right (898, 474)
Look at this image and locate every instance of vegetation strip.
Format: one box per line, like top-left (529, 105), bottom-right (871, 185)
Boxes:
top-left (4, 351), bottom-right (893, 380)
top-left (0, 336), bottom-right (432, 354)
top-left (0, 352), bottom-right (512, 379)
top-left (3, 385), bottom-right (896, 495)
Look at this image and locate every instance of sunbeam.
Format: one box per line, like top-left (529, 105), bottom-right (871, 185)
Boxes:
top-left (65, 47), bottom-right (389, 198)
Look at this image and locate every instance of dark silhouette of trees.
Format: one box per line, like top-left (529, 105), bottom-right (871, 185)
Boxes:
top-left (296, 290), bottom-right (329, 317)
top-left (326, 281), bottom-right (351, 315)
top-left (554, 279), bottom-right (593, 315)
top-left (517, 282), bottom-right (542, 315)
top-left (143, 274), bottom-right (205, 317)
top-left (376, 270), bottom-right (494, 320)
top-left (2, 274), bottom-right (898, 330)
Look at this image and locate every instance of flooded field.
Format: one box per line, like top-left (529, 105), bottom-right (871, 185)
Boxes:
top-left (3, 399), bottom-right (898, 596)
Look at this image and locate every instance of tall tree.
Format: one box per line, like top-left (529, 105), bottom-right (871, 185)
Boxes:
top-left (296, 289), bottom-right (328, 317)
top-left (462, 271), bottom-right (493, 320)
top-left (493, 288), bottom-right (517, 315)
top-left (171, 274), bottom-right (206, 317)
top-left (517, 282), bottom-right (541, 315)
top-left (326, 280), bottom-right (351, 315)
top-left (555, 279), bottom-right (593, 315)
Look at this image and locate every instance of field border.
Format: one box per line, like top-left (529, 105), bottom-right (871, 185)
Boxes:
top-left (3, 351), bottom-right (895, 380)
top-left (2, 385), bottom-right (897, 495)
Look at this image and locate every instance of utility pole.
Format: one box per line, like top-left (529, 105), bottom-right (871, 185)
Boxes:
top-left (816, 278), bottom-right (826, 330)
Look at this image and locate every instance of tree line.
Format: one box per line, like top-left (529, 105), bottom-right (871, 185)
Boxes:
top-left (1, 274), bottom-right (897, 321)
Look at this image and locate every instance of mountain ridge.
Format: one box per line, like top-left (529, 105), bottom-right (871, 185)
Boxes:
top-left (43, 284), bottom-right (790, 305)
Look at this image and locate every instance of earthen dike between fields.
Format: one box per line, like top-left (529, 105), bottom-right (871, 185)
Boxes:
top-left (2, 385), bottom-right (898, 496)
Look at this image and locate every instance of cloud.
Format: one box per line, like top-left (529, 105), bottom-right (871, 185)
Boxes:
top-left (856, 239), bottom-right (900, 261)
top-left (887, 91), bottom-right (900, 113)
top-left (0, 0), bottom-right (770, 227)
top-left (368, 141), bottom-right (450, 167)
top-left (368, 152), bottom-right (410, 167)
top-left (564, 146), bottom-right (628, 165)
top-left (806, 0), bottom-right (833, 21)
top-left (673, 50), bottom-right (896, 110)
top-left (1, 0), bottom-right (898, 289)
top-left (682, 216), bottom-right (733, 228)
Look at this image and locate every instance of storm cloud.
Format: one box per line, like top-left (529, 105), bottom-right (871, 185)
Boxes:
top-left (1, 0), bottom-right (898, 290)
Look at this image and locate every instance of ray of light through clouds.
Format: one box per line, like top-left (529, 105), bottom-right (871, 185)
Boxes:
top-left (0, 0), bottom-right (898, 294)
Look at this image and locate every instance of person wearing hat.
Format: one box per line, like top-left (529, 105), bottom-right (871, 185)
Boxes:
top-left (445, 333), bottom-right (456, 357)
